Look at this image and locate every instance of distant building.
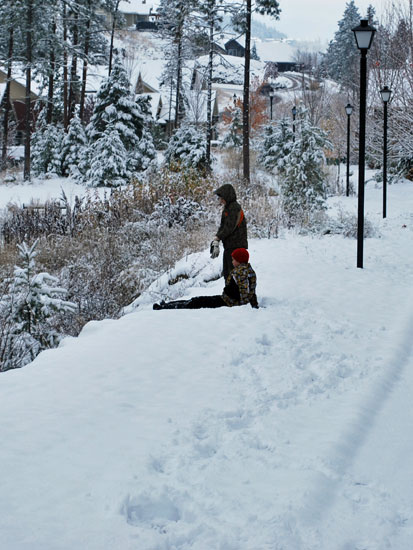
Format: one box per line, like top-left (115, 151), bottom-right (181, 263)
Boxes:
top-left (99, 1), bottom-right (160, 30)
top-left (0, 68), bottom-right (40, 145)
top-left (224, 37), bottom-right (298, 72)
top-left (225, 39), bottom-right (245, 58)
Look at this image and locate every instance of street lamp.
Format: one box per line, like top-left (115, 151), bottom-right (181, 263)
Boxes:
top-left (345, 103), bottom-right (353, 197)
top-left (292, 104), bottom-right (297, 141)
top-left (269, 88), bottom-right (276, 120)
top-left (380, 85), bottom-right (392, 218)
top-left (352, 19), bottom-right (376, 269)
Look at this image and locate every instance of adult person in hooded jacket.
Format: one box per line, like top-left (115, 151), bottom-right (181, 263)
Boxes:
top-left (210, 184), bottom-right (248, 279)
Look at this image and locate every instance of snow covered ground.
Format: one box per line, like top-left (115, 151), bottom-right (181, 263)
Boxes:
top-left (1, 177), bottom-right (413, 549)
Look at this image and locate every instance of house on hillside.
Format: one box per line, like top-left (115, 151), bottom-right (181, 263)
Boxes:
top-left (225, 39), bottom-right (245, 58)
top-left (224, 37), bottom-right (298, 72)
top-left (99, 1), bottom-right (160, 30)
top-left (0, 68), bottom-right (40, 146)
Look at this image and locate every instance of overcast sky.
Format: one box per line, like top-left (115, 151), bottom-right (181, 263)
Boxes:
top-left (265, 0), bottom-right (384, 43)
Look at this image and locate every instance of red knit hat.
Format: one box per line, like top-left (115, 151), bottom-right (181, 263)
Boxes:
top-left (231, 248), bottom-right (249, 263)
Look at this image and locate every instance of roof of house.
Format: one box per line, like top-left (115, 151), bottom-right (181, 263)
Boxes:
top-left (253, 39), bottom-right (297, 63)
top-left (220, 36), bottom-right (297, 64)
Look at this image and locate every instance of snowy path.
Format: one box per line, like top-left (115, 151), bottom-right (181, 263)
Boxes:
top-left (300, 309), bottom-right (413, 549)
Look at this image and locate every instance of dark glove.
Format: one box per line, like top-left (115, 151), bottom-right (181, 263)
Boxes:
top-left (210, 239), bottom-right (220, 259)
top-left (250, 293), bottom-right (259, 309)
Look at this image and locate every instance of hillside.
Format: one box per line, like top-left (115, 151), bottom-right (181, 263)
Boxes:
top-left (1, 179), bottom-right (413, 549)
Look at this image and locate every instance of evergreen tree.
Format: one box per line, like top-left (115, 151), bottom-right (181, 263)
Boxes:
top-left (87, 58), bottom-right (154, 176)
top-left (87, 126), bottom-right (130, 187)
top-left (193, 0), bottom-right (225, 168)
top-left (61, 115), bottom-right (88, 180)
top-left (322, 1), bottom-right (361, 92)
top-left (276, 106), bottom-right (332, 226)
top-left (132, 95), bottom-right (156, 172)
top-left (251, 42), bottom-right (260, 60)
top-left (165, 124), bottom-right (208, 170)
top-left (31, 115), bottom-right (65, 176)
top-left (258, 118), bottom-right (294, 173)
top-left (230, 0), bottom-right (281, 181)
top-left (221, 103), bottom-right (243, 150)
top-left (157, 0), bottom-right (197, 128)
top-left (1, 240), bottom-right (75, 368)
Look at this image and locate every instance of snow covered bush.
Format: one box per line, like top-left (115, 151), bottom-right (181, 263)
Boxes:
top-left (257, 118), bottom-right (294, 173)
top-left (150, 196), bottom-right (207, 228)
top-left (87, 126), bottom-right (130, 188)
top-left (31, 121), bottom-right (65, 177)
top-left (165, 124), bottom-right (208, 171)
top-left (275, 106), bottom-right (332, 227)
top-left (86, 58), bottom-right (155, 186)
top-left (61, 116), bottom-right (88, 181)
top-left (0, 240), bottom-right (75, 371)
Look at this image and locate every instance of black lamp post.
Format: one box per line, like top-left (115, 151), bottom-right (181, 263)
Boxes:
top-left (269, 88), bottom-right (275, 120)
top-left (345, 103), bottom-right (353, 197)
top-left (380, 85), bottom-right (392, 218)
top-left (292, 105), bottom-right (297, 141)
top-left (352, 19), bottom-right (376, 269)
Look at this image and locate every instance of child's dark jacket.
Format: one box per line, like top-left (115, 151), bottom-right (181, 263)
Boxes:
top-left (222, 263), bottom-right (257, 307)
top-left (215, 184), bottom-right (248, 250)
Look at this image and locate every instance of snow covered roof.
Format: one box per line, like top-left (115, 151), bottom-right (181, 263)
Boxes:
top-left (0, 65), bottom-right (43, 97)
top-left (118, 0), bottom-right (159, 15)
top-left (252, 39), bottom-right (297, 63)
top-left (136, 59), bottom-right (166, 92)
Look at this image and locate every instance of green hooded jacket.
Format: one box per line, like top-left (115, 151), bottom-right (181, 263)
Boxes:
top-left (215, 184), bottom-right (248, 250)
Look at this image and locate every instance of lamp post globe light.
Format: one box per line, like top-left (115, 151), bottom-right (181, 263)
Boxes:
top-left (352, 19), bottom-right (376, 269)
top-left (380, 86), bottom-right (392, 219)
top-left (345, 103), bottom-right (353, 197)
top-left (292, 104), bottom-right (297, 141)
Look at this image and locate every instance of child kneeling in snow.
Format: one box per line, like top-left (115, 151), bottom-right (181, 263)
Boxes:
top-left (153, 248), bottom-right (258, 310)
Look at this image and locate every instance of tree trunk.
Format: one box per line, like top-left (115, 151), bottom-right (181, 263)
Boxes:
top-left (68, 11), bottom-right (79, 124)
top-left (46, 20), bottom-right (56, 125)
top-left (79, 5), bottom-right (91, 122)
top-left (109, 0), bottom-right (120, 76)
top-left (174, 30), bottom-right (183, 129)
top-left (205, 17), bottom-right (214, 170)
top-left (24, 0), bottom-right (33, 181)
top-left (1, 27), bottom-right (13, 171)
top-left (63, 2), bottom-right (69, 130)
top-left (242, 0), bottom-right (251, 183)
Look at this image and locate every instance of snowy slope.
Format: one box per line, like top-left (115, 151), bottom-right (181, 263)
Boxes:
top-left (1, 181), bottom-right (413, 549)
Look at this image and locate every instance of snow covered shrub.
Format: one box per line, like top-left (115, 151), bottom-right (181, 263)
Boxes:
top-left (61, 116), bottom-right (88, 181)
top-left (31, 121), bottom-right (65, 177)
top-left (235, 181), bottom-right (283, 239)
top-left (165, 124), bottom-right (208, 171)
top-left (86, 58), bottom-right (155, 185)
top-left (150, 196), bottom-right (207, 228)
top-left (221, 104), bottom-right (243, 150)
top-left (276, 106), bottom-right (332, 227)
top-left (324, 207), bottom-right (377, 239)
top-left (0, 241), bottom-right (75, 371)
top-left (87, 126), bottom-right (130, 187)
top-left (258, 118), bottom-right (294, 173)
top-left (0, 195), bottom-right (85, 244)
